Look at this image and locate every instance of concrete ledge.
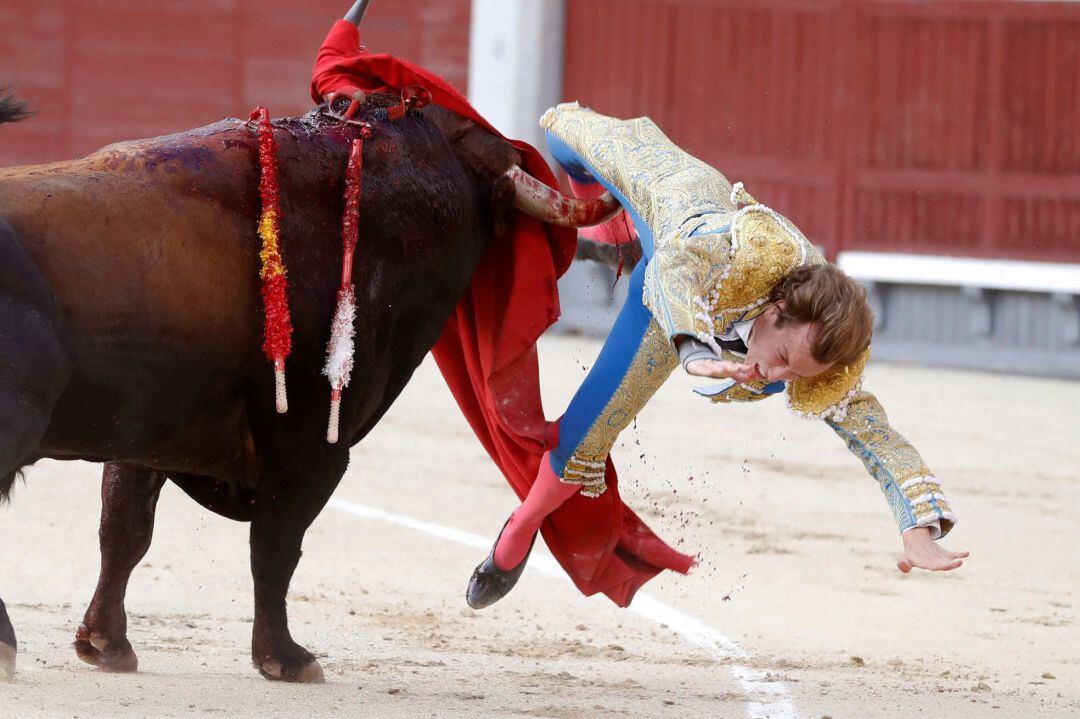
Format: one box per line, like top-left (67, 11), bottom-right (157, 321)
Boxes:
top-left (837, 251), bottom-right (1080, 295)
top-left (868, 340), bottom-right (1080, 381)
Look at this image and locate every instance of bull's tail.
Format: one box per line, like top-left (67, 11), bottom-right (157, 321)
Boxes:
top-left (0, 90), bottom-right (45, 685)
top-left (0, 599), bottom-right (14, 681)
top-left (0, 211), bottom-right (60, 681)
top-left (0, 217), bottom-right (67, 504)
top-left (0, 89), bottom-right (29, 126)
top-left (0, 468), bottom-right (25, 504)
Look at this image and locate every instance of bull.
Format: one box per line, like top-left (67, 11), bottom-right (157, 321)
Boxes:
top-left (0, 89), bottom-right (617, 682)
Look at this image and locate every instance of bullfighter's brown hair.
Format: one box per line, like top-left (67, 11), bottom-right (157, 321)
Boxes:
top-left (768, 264), bottom-right (873, 368)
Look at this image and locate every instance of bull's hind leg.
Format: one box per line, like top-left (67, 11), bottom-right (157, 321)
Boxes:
top-left (249, 446), bottom-right (349, 683)
top-left (74, 463), bottom-right (165, 672)
top-left (0, 217), bottom-right (68, 681)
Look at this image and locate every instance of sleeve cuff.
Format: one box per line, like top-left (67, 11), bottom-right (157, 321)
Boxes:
top-left (903, 519), bottom-right (942, 540)
top-left (677, 335), bottom-right (719, 371)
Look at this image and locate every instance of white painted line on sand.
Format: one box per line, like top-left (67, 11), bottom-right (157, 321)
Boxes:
top-left (328, 498), bottom-right (801, 719)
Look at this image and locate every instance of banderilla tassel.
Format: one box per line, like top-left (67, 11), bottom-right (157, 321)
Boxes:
top-left (250, 106), bottom-right (294, 414)
top-left (324, 131), bottom-right (370, 442)
top-left (327, 388), bottom-right (342, 444)
top-left (274, 359), bottom-right (288, 414)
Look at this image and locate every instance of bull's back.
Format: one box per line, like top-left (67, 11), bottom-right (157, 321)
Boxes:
top-left (0, 124), bottom-right (260, 364)
top-left (0, 125), bottom-right (264, 472)
top-left (0, 106), bottom-right (504, 476)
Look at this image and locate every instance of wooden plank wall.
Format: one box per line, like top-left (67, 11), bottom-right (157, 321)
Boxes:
top-left (0, 0), bottom-right (471, 165)
top-left (563, 0), bottom-right (1080, 262)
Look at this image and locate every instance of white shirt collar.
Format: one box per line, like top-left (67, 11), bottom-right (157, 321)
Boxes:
top-left (718, 318), bottom-right (756, 355)
top-left (733, 317), bottom-right (755, 347)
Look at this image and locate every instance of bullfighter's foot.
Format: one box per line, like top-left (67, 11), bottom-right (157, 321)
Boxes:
top-left (0, 640), bottom-right (14, 681)
top-left (253, 642), bottom-right (325, 683)
top-left (74, 623), bottom-right (138, 672)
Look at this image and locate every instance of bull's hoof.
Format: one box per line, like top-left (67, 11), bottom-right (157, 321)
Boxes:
top-left (0, 641), bottom-right (14, 682)
top-left (255, 656), bottom-right (325, 684)
top-left (74, 623), bottom-right (138, 673)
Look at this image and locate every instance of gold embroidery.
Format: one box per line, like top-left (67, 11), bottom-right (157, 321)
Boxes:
top-left (912, 498), bottom-right (953, 516)
top-left (828, 390), bottom-right (955, 536)
top-left (540, 104), bottom-right (734, 243)
top-left (787, 347), bottom-right (871, 421)
top-left (541, 103), bottom-right (736, 341)
top-left (543, 102), bottom-right (867, 425)
top-left (706, 384), bottom-right (776, 404)
top-left (562, 319), bottom-right (678, 497)
top-left (708, 208), bottom-right (820, 332)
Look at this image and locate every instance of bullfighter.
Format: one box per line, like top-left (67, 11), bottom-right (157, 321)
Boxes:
top-left (466, 102), bottom-right (969, 608)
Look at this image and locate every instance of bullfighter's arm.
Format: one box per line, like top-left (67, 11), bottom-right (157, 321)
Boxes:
top-left (677, 336), bottom-right (719, 371)
top-left (643, 227), bottom-right (739, 354)
top-left (825, 389), bottom-right (957, 538)
top-left (539, 104), bottom-right (737, 352)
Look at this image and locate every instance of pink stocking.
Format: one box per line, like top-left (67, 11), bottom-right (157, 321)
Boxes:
top-left (493, 452), bottom-right (580, 570)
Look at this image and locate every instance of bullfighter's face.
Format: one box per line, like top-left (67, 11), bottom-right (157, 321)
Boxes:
top-left (744, 303), bottom-right (833, 382)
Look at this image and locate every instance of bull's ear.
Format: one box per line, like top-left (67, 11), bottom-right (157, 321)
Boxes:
top-left (420, 105), bottom-right (520, 180)
top-left (456, 126), bottom-right (521, 180)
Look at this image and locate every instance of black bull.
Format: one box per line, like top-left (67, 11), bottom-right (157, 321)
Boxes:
top-left (0, 93), bottom-right (554, 682)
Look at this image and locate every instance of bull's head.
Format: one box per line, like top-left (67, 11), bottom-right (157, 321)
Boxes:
top-left (338, 0), bottom-right (619, 229)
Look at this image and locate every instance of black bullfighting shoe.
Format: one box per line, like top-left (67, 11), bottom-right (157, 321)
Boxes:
top-left (465, 520), bottom-right (537, 609)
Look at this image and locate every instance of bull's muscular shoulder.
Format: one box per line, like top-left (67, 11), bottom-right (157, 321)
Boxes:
top-left (417, 105), bottom-right (520, 181)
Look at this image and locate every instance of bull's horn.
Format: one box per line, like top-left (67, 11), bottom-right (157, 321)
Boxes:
top-left (345, 0), bottom-right (374, 26)
top-left (505, 165), bottom-right (621, 227)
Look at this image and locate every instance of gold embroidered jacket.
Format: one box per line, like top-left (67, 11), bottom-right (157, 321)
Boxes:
top-left (542, 102), bottom-right (956, 537)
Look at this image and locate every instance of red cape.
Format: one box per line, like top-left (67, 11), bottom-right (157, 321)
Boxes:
top-left (312, 21), bottom-right (693, 606)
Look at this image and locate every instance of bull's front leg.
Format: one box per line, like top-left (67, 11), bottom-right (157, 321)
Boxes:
top-left (75, 462), bottom-right (166, 672)
top-left (249, 448), bottom-right (348, 683)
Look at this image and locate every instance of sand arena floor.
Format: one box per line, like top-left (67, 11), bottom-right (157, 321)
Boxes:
top-left (2, 334), bottom-right (1078, 718)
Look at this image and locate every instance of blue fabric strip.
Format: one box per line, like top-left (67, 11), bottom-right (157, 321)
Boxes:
top-left (552, 261), bottom-right (652, 475)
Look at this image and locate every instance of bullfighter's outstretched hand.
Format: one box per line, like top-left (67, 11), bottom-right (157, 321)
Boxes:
top-left (899, 527), bottom-right (970, 573)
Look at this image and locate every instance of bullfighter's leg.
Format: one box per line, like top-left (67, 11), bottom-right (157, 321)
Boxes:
top-left (248, 447), bottom-right (349, 683)
top-left (488, 123), bottom-right (674, 566)
top-left (74, 463), bottom-right (166, 672)
top-left (468, 262), bottom-right (679, 607)
top-left (0, 217), bottom-right (69, 681)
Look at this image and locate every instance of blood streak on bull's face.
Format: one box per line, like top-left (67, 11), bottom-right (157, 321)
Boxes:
top-left (0, 93), bottom-right (614, 683)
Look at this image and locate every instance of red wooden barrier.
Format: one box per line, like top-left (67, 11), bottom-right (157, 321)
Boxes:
top-left (563, 0), bottom-right (1080, 262)
top-left (0, 0), bottom-right (470, 165)
top-left (4, 1), bottom-right (1078, 264)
